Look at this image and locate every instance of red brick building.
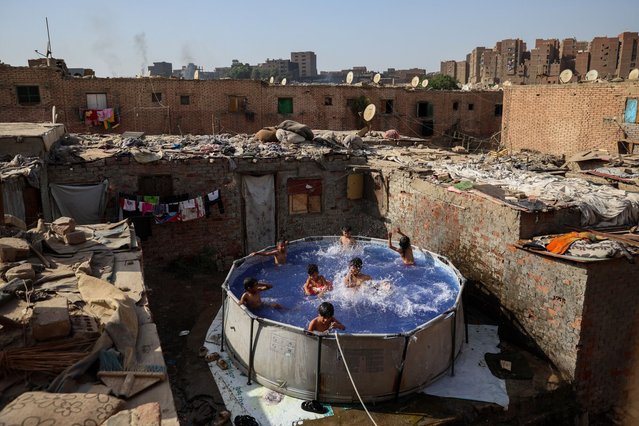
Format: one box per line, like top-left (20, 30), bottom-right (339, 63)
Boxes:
top-left (0, 62), bottom-right (502, 141)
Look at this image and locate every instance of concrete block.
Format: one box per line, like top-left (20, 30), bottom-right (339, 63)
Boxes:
top-left (0, 238), bottom-right (30, 260)
top-left (64, 230), bottom-right (86, 245)
top-left (31, 297), bottom-right (71, 341)
top-left (5, 263), bottom-right (36, 281)
top-left (51, 216), bottom-right (76, 236)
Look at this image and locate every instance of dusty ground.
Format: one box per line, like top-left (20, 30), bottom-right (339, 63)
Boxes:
top-left (145, 262), bottom-right (580, 426)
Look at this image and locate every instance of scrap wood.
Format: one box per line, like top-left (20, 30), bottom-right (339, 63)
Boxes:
top-left (0, 336), bottom-right (96, 376)
top-left (29, 243), bottom-right (52, 268)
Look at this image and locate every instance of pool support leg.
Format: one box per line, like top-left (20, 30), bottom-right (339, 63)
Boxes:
top-left (450, 309), bottom-right (457, 377)
top-left (247, 317), bottom-right (255, 385)
top-left (220, 290), bottom-right (226, 352)
top-left (394, 335), bottom-right (410, 401)
top-left (315, 336), bottom-right (322, 401)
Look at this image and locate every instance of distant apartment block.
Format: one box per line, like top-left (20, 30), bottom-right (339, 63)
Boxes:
top-left (589, 37), bottom-right (620, 79)
top-left (468, 47), bottom-right (486, 84)
top-left (560, 38), bottom-right (589, 72)
top-left (148, 62), bottom-right (172, 77)
top-left (259, 58), bottom-right (299, 80)
top-left (617, 32), bottom-right (639, 78)
top-left (291, 51), bottom-right (317, 78)
top-left (440, 60), bottom-right (456, 78)
top-left (529, 39), bottom-right (560, 82)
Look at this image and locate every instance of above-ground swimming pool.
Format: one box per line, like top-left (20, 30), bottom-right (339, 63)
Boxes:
top-left (220, 236), bottom-right (466, 403)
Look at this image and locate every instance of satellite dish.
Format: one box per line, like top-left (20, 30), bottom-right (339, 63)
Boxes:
top-left (503, 80), bottom-right (512, 87)
top-left (585, 69), bottom-right (599, 81)
top-left (629, 68), bottom-right (639, 80)
top-left (373, 73), bottom-right (381, 84)
top-left (421, 79), bottom-right (429, 88)
top-left (193, 70), bottom-right (200, 80)
top-left (281, 78), bottom-right (287, 86)
top-left (456, 82), bottom-right (463, 89)
top-left (346, 71), bottom-right (354, 84)
top-left (363, 104), bottom-right (376, 122)
top-left (461, 84), bottom-right (470, 91)
top-left (411, 76), bottom-right (420, 88)
top-left (269, 76), bottom-right (274, 84)
top-left (559, 69), bottom-right (573, 84)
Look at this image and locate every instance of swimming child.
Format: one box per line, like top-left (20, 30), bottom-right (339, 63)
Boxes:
top-left (239, 277), bottom-right (282, 309)
top-left (340, 226), bottom-right (356, 247)
top-left (303, 263), bottom-right (333, 296)
top-left (308, 302), bottom-right (345, 333)
top-left (388, 227), bottom-right (415, 265)
top-left (250, 240), bottom-right (287, 265)
top-left (344, 257), bottom-right (372, 288)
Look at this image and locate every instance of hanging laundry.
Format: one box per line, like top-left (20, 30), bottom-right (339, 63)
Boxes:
top-left (121, 198), bottom-right (137, 212)
top-left (84, 110), bottom-right (99, 126)
top-left (154, 212), bottom-right (180, 224)
top-left (139, 202), bottom-right (155, 214)
top-left (180, 197), bottom-right (205, 221)
top-left (204, 189), bottom-right (224, 216)
top-left (144, 195), bottom-right (160, 205)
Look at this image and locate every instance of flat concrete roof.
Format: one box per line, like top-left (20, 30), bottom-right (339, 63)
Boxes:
top-left (0, 123), bottom-right (66, 151)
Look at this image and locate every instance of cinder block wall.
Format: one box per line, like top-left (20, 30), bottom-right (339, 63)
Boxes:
top-left (502, 82), bottom-right (639, 155)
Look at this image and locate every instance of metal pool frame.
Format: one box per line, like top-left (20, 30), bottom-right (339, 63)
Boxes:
top-left (219, 236), bottom-right (466, 403)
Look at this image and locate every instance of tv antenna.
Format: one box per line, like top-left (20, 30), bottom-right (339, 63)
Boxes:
top-left (410, 76), bottom-right (419, 88)
top-left (346, 71), bottom-right (354, 84)
top-left (269, 76), bottom-right (274, 84)
top-left (35, 17), bottom-right (53, 59)
top-left (281, 77), bottom-right (287, 86)
top-left (373, 73), bottom-right (381, 84)
top-left (363, 103), bottom-right (376, 122)
top-left (559, 69), bottom-right (573, 84)
top-left (421, 79), bottom-right (429, 88)
top-left (585, 69), bottom-right (599, 81)
top-left (629, 68), bottom-right (639, 80)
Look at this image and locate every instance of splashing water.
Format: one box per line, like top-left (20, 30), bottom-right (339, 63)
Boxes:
top-left (229, 241), bottom-right (460, 334)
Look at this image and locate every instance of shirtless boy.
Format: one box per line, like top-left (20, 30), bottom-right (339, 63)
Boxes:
top-left (303, 263), bottom-right (333, 296)
top-left (343, 257), bottom-right (372, 288)
top-left (340, 226), bottom-right (356, 247)
top-left (239, 277), bottom-right (282, 309)
top-left (308, 302), bottom-right (345, 333)
top-left (388, 227), bottom-right (415, 265)
top-left (251, 240), bottom-right (287, 265)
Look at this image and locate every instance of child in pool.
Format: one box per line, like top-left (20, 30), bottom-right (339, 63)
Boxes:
top-left (303, 263), bottom-right (333, 296)
top-left (250, 240), bottom-right (287, 265)
top-left (308, 302), bottom-right (345, 333)
top-left (388, 227), bottom-right (415, 265)
top-left (239, 277), bottom-right (282, 309)
top-left (344, 257), bottom-right (372, 288)
top-left (340, 226), bottom-right (356, 247)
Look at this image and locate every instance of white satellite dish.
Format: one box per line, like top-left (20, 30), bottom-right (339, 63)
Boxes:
top-left (421, 79), bottom-right (429, 88)
top-left (629, 68), bottom-right (639, 80)
top-left (281, 78), bottom-right (287, 86)
top-left (461, 84), bottom-right (470, 91)
top-left (363, 103), bottom-right (376, 122)
top-left (456, 82), bottom-right (463, 89)
top-left (410, 76), bottom-right (420, 88)
top-left (559, 69), bottom-right (573, 84)
top-left (503, 80), bottom-right (512, 87)
top-left (193, 70), bottom-right (200, 80)
top-left (346, 71), bottom-right (354, 84)
top-left (585, 69), bottom-right (599, 81)
top-left (269, 76), bottom-right (274, 84)
top-left (373, 73), bottom-right (381, 84)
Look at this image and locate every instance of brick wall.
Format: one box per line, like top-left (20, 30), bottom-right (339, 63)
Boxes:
top-left (502, 82), bottom-right (639, 155)
top-left (0, 64), bottom-right (502, 142)
top-left (46, 155), bottom-right (368, 266)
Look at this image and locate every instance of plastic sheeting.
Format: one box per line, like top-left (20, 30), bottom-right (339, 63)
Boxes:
top-left (2, 178), bottom-right (25, 221)
top-left (50, 180), bottom-right (108, 225)
top-left (443, 162), bottom-right (639, 227)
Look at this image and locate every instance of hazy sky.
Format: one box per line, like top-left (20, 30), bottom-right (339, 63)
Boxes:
top-left (1, 0), bottom-right (637, 77)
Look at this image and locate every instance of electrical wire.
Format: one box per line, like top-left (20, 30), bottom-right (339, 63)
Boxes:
top-left (333, 332), bottom-right (378, 426)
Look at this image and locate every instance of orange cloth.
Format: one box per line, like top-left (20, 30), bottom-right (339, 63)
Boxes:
top-left (546, 232), bottom-right (596, 255)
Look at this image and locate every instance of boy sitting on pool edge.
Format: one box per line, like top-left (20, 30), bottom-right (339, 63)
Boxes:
top-left (239, 277), bottom-right (283, 309)
top-left (308, 302), bottom-right (345, 333)
top-left (303, 263), bottom-right (333, 296)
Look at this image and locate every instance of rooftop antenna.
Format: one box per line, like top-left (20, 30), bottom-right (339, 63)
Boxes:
top-left (410, 76), bottom-right (419, 88)
top-left (421, 79), bottom-right (429, 88)
top-left (269, 76), bottom-right (274, 84)
top-left (629, 68), bottom-right (639, 80)
top-left (363, 103), bottom-right (376, 122)
top-left (281, 77), bottom-right (287, 86)
top-left (585, 69), bottom-right (599, 81)
top-left (373, 73), bottom-right (381, 84)
top-left (346, 71), bottom-right (354, 84)
top-left (34, 17), bottom-right (53, 60)
top-left (559, 69), bottom-right (573, 84)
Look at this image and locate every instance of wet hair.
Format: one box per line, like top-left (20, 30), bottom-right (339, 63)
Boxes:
top-left (399, 236), bottom-right (411, 253)
top-left (243, 277), bottom-right (258, 291)
top-left (341, 226), bottom-right (352, 234)
top-left (307, 263), bottom-right (319, 275)
top-left (318, 302), bottom-right (334, 318)
top-left (277, 240), bottom-right (286, 247)
top-left (349, 257), bottom-right (363, 269)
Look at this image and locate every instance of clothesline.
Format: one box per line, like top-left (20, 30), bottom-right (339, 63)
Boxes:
top-left (119, 189), bottom-right (224, 225)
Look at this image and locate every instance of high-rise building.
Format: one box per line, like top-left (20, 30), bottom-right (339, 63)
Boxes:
top-left (589, 37), bottom-right (620, 78)
top-left (440, 60), bottom-right (456, 78)
top-left (529, 39), bottom-right (560, 82)
top-left (468, 47), bottom-right (486, 84)
top-left (480, 49), bottom-right (499, 84)
top-left (148, 62), bottom-right (172, 77)
top-left (260, 59), bottom-right (300, 80)
top-left (560, 38), bottom-right (589, 72)
top-left (617, 31), bottom-right (639, 78)
top-left (290, 51), bottom-right (317, 78)
top-left (496, 39), bottom-right (527, 83)
top-left (455, 60), bottom-right (468, 84)
top-left (575, 51), bottom-right (590, 79)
